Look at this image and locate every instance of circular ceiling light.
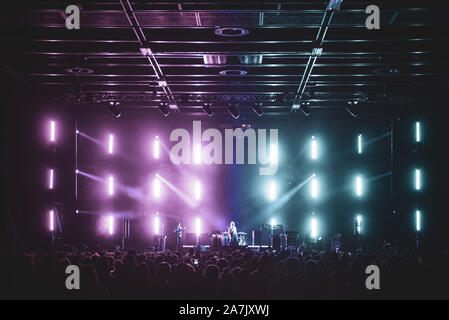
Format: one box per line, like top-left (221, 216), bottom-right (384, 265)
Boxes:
top-left (215, 27), bottom-right (249, 37)
top-left (219, 70), bottom-right (247, 76)
top-left (66, 67), bottom-right (94, 75)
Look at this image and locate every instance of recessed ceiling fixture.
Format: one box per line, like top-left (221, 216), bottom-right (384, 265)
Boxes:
top-left (215, 27), bottom-right (249, 37)
top-left (219, 70), bottom-right (247, 76)
top-left (66, 67), bottom-right (94, 75)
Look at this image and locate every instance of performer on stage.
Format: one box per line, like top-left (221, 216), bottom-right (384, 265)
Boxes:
top-left (228, 221), bottom-right (238, 247)
top-left (174, 222), bottom-right (185, 251)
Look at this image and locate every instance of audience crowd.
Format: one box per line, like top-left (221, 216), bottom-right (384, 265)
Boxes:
top-left (1, 245), bottom-right (448, 299)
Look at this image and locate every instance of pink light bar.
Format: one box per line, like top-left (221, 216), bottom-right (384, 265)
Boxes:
top-left (154, 214), bottom-right (160, 235)
top-left (195, 217), bottom-right (201, 236)
top-left (153, 176), bottom-right (161, 199)
top-left (194, 180), bottom-right (201, 201)
top-left (50, 120), bottom-right (56, 142)
top-left (108, 134), bottom-right (114, 154)
top-left (154, 136), bottom-right (160, 159)
top-left (108, 215), bottom-right (114, 235)
top-left (108, 176), bottom-right (114, 196)
top-left (49, 169), bottom-right (54, 189)
top-left (49, 210), bottom-right (54, 231)
top-left (193, 144), bottom-right (202, 164)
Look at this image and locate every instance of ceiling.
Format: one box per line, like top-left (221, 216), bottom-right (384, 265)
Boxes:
top-left (3, 0), bottom-right (448, 115)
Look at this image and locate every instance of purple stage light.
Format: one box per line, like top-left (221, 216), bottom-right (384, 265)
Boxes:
top-left (108, 134), bottom-right (114, 154)
top-left (194, 180), bottom-right (201, 201)
top-left (195, 217), bottom-right (201, 236)
top-left (49, 120), bottom-right (56, 142)
top-left (108, 215), bottom-right (114, 235)
top-left (153, 175), bottom-right (161, 199)
top-left (154, 213), bottom-right (160, 235)
top-left (154, 136), bottom-right (160, 159)
top-left (193, 143), bottom-right (202, 164)
top-left (49, 210), bottom-right (54, 231)
top-left (108, 176), bottom-right (114, 196)
top-left (49, 169), bottom-right (54, 189)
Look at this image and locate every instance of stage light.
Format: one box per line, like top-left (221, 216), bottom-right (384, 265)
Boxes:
top-left (153, 175), bottom-right (161, 199)
top-left (346, 101), bottom-right (358, 118)
top-left (49, 120), bottom-right (56, 142)
top-left (154, 213), bottom-right (160, 235)
top-left (310, 136), bottom-right (318, 160)
top-left (49, 210), bottom-right (54, 232)
top-left (267, 180), bottom-right (277, 201)
top-left (108, 102), bottom-right (121, 118)
top-left (194, 180), bottom-right (201, 201)
top-left (159, 103), bottom-right (170, 117)
top-left (358, 134), bottom-right (362, 154)
top-left (153, 136), bottom-right (160, 159)
top-left (202, 103), bottom-right (214, 116)
top-left (195, 217), bottom-right (201, 236)
top-left (252, 103), bottom-right (264, 116)
top-left (415, 121), bottom-right (421, 142)
top-left (270, 218), bottom-right (276, 228)
top-left (356, 215), bottom-right (362, 234)
top-left (108, 175), bottom-right (114, 196)
top-left (108, 134), bottom-right (114, 154)
top-left (310, 217), bottom-right (318, 239)
top-left (227, 104), bottom-right (240, 119)
top-left (300, 102), bottom-right (311, 116)
top-left (310, 176), bottom-right (318, 199)
top-left (356, 175), bottom-right (363, 197)
top-left (75, 169), bottom-right (79, 174)
top-left (193, 143), bottom-right (202, 164)
top-left (270, 143), bottom-right (278, 166)
top-left (415, 169), bottom-right (421, 190)
top-left (49, 169), bottom-right (54, 189)
top-left (416, 210), bottom-right (421, 232)
top-left (108, 215), bottom-right (114, 235)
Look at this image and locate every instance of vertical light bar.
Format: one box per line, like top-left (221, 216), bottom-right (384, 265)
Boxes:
top-left (193, 144), bottom-right (202, 164)
top-left (153, 175), bottom-right (161, 199)
top-left (154, 213), bottom-right (160, 235)
top-left (195, 217), bottom-right (201, 236)
top-left (49, 169), bottom-right (54, 190)
top-left (268, 180), bottom-right (277, 201)
top-left (311, 218), bottom-right (318, 239)
top-left (194, 180), bottom-right (201, 201)
top-left (49, 210), bottom-right (54, 232)
top-left (356, 215), bottom-right (362, 234)
top-left (356, 175), bottom-right (363, 197)
top-left (311, 136), bottom-right (318, 160)
top-left (416, 210), bottom-right (421, 232)
top-left (270, 143), bottom-right (278, 165)
top-left (270, 218), bottom-right (276, 228)
top-left (153, 136), bottom-right (160, 159)
top-left (416, 121), bottom-right (421, 142)
top-left (108, 175), bottom-right (114, 196)
top-left (310, 175), bottom-right (318, 199)
top-left (108, 134), bottom-right (114, 154)
top-left (50, 120), bottom-right (56, 142)
top-left (108, 215), bottom-right (114, 235)
top-left (415, 169), bottom-right (421, 190)
top-left (358, 134), bottom-right (362, 154)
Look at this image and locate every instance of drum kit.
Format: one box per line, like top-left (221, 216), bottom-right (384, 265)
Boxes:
top-left (220, 231), bottom-right (247, 246)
